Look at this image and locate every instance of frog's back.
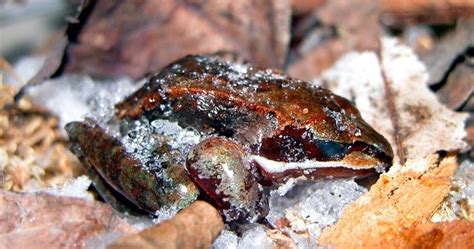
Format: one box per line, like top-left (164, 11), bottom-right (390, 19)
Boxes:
top-left (116, 55), bottom-right (393, 164)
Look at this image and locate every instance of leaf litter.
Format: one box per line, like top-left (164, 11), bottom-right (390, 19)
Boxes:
top-left (1, 1), bottom-right (473, 248)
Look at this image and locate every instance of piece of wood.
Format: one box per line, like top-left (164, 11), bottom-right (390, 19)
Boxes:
top-left (108, 201), bottom-right (224, 249)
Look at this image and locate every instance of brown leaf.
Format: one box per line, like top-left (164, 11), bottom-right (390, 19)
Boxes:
top-left (288, 0), bottom-right (381, 80)
top-left (400, 220), bottom-right (474, 248)
top-left (436, 61), bottom-right (474, 110)
top-left (288, 38), bottom-right (346, 81)
top-left (381, 0), bottom-right (474, 26)
top-left (290, 0), bottom-right (326, 15)
top-left (65, 0), bottom-right (291, 79)
top-left (0, 190), bottom-right (136, 249)
top-left (108, 201), bottom-right (223, 249)
top-left (421, 20), bottom-right (474, 86)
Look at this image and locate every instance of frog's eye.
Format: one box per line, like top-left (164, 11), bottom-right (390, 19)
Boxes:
top-left (311, 140), bottom-right (348, 160)
top-left (256, 126), bottom-right (350, 163)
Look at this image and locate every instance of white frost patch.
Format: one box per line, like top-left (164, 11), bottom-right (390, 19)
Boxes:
top-left (30, 175), bottom-right (94, 201)
top-left (213, 226), bottom-right (273, 249)
top-left (237, 225), bottom-right (273, 249)
top-left (432, 159), bottom-right (474, 222)
top-left (266, 180), bottom-right (367, 248)
top-left (213, 226), bottom-right (276, 249)
top-left (10, 55), bottom-right (46, 87)
top-left (275, 178), bottom-right (298, 196)
top-left (150, 119), bottom-right (201, 151)
top-left (212, 230), bottom-right (239, 249)
top-left (24, 74), bottom-right (141, 128)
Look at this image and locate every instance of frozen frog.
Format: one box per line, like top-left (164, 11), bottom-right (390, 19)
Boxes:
top-left (67, 55), bottom-right (393, 222)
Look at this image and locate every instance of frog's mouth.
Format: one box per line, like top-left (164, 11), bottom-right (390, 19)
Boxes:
top-left (252, 154), bottom-right (387, 185)
top-left (253, 153), bottom-right (384, 173)
top-left (251, 126), bottom-right (393, 184)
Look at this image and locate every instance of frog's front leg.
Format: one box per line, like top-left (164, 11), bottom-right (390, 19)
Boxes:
top-left (186, 137), bottom-right (268, 222)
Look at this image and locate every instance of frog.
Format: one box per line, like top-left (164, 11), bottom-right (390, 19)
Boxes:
top-left (66, 55), bottom-right (393, 222)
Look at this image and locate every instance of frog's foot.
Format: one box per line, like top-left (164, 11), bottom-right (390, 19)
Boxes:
top-left (186, 137), bottom-right (267, 222)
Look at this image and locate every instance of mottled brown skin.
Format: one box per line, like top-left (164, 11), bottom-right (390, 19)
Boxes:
top-left (116, 55), bottom-right (393, 181)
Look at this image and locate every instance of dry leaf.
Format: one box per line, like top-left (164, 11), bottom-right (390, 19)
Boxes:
top-left (288, 0), bottom-right (381, 81)
top-left (65, 0), bottom-right (290, 79)
top-left (288, 38), bottom-right (347, 81)
top-left (290, 0), bottom-right (325, 15)
top-left (399, 220), bottom-right (474, 248)
top-left (421, 20), bottom-right (474, 86)
top-left (0, 84), bottom-right (83, 191)
top-left (380, 38), bottom-right (468, 162)
top-left (436, 61), bottom-right (474, 110)
top-left (318, 154), bottom-right (458, 248)
top-left (0, 190), bottom-right (136, 249)
top-left (381, 0), bottom-right (474, 26)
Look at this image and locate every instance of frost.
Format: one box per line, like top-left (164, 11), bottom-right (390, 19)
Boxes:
top-left (120, 117), bottom-right (202, 170)
top-left (24, 74), bottom-right (141, 128)
top-left (275, 178), bottom-right (298, 196)
top-left (266, 179), bottom-right (367, 248)
top-left (433, 159), bottom-right (474, 222)
top-left (152, 205), bottom-right (180, 224)
top-left (11, 55), bottom-right (46, 87)
top-left (213, 226), bottom-right (274, 249)
top-left (29, 175), bottom-right (94, 201)
top-left (212, 230), bottom-right (239, 249)
top-left (150, 119), bottom-right (201, 153)
top-left (237, 225), bottom-right (273, 249)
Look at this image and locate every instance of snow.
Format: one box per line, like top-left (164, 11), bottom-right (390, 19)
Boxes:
top-left (11, 55), bottom-right (46, 87)
top-left (213, 226), bottom-right (274, 249)
top-left (24, 74), bottom-right (140, 128)
top-left (237, 225), bottom-right (273, 249)
top-left (432, 159), bottom-right (474, 222)
top-left (29, 175), bottom-right (94, 201)
top-left (212, 230), bottom-right (239, 249)
top-left (266, 179), bottom-right (367, 248)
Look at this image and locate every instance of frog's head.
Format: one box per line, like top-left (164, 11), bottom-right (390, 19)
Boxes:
top-left (250, 90), bottom-right (394, 184)
top-left (253, 125), bottom-right (393, 184)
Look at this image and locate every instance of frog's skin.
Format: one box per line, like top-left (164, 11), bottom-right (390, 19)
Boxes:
top-left (116, 55), bottom-right (393, 180)
top-left (67, 55), bottom-right (393, 222)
